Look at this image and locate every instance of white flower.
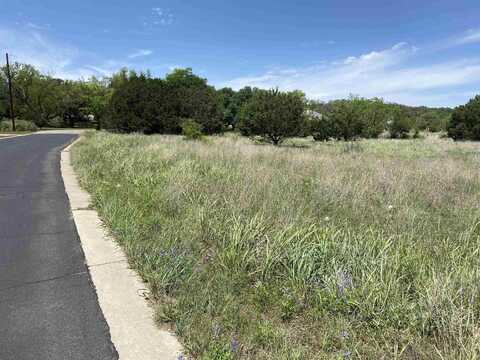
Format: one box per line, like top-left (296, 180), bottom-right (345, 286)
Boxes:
top-left (324, 216), bottom-right (330, 222)
top-left (387, 205), bottom-right (394, 211)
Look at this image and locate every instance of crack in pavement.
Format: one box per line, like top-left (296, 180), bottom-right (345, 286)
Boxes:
top-left (0, 271), bottom-right (88, 294)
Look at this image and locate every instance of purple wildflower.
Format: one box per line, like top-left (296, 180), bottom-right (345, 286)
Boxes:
top-left (337, 270), bottom-right (354, 297)
top-left (231, 339), bottom-right (240, 353)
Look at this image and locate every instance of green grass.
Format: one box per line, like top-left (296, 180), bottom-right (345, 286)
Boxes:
top-left (72, 131), bottom-right (480, 359)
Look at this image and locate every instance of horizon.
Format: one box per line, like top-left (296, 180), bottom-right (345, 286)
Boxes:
top-left (1, 0), bottom-right (479, 107)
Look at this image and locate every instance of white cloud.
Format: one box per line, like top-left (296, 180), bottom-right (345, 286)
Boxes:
top-left (0, 28), bottom-right (76, 74)
top-left (0, 27), bottom-right (130, 80)
top-left (26, 22), bottom-right (51, 30)
top-left (128, 49), bottom-right (153, 59)
top-left (455, 29), bottom-right (480, 45)
top-left (224, 42), bottom-right (480, 107)
top-left (150, 7), bottom-right (174, 26)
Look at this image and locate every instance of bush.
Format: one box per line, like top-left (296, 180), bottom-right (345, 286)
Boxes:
top-left (448, 95), bottom-right (480, 140)
top-left (0, 119), bottom-right (38, 132)
top-left (326, 99), bottom-right (364, 140)
top-left (388, 109), bottom-right (412, 139)
top-left (308, 114), bottom-right (336, 141)
top-left (181, 119), bottom-right (204, 140)
top-left (238, 89), bottom-right (305, 145)
top-left (105, 69), bottom-right (224, 135)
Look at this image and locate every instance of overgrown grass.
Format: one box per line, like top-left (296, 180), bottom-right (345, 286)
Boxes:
top-left (72, 131), bottom-right (480, 359)
top-left (0, 119), bottom-right (38, 132)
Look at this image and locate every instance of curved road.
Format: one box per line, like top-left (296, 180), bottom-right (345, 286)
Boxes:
top-left (0, 133), bottom-right (118, 359)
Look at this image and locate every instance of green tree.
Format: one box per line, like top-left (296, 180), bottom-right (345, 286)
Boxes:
top-left (360, 98), bottom-right (387, 138)
top-left (238, 88), bottom-right (306, 145)
top-left (327, 98), bottom-right (364, 140)
top-left (164, 68), bottom-right (224, 134)
top-left (448, 95), bottom-right (480, 140)
top-left (308, 113), bottom-right (336, 141)
top-left (106, 71), bottom-right (153, 132)
top-left (106, 68), bottom-right (224, 135)
top-left (388, 107), bottom-right (412, 139)
top-left (82, 78), bottom-right (111, 130)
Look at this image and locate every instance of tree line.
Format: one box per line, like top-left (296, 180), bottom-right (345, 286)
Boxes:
top-left (3, 62), bottom-right (478, 142)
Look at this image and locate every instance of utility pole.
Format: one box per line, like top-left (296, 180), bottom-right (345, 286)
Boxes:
top-left (6, 53), bottom-right (15, 132)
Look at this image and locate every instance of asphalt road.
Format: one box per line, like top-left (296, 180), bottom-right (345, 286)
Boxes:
top-left (0, 134), bottom-right (118, 360)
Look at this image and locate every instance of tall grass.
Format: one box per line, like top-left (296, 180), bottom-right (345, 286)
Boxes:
top-left (72, 132), bottom-right (480, 359)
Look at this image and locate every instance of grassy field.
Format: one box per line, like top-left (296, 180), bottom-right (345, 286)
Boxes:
top-left (72, 131), bottom-right (480, 359)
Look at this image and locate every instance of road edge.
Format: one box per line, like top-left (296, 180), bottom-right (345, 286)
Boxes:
top-left (0, 133), bottom-right (33, 140)
top-left (61, 137), bottom-right (183, 360)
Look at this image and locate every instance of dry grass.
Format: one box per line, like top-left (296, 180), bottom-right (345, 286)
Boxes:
top-left (73, 131), bottom-right (480, 359)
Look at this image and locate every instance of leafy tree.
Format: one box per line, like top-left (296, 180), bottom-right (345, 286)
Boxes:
top-left (238, 88), bottom-right (305, 145)
top-left (360, 98), bottom-right (388, 138)
top-left (163, 68), bottom-right (224, 134)
top-left (82, 78), bottom-right (111, 129)
top-left (327, 98), bottom-right (364, 140)
top-left (448, 95), bottom-right (480, 140)
top-left (308, 113), bottom-right (336, 141)
top-left (388, 107), bottom-right (412, 139)
top-left (218, 87), bottom-right (236, 128)
top-left (106, 68), bottom-right (224, 135)
top-left (217, 86), bottom-right (256, 129)
top-left (106, 71), bottom-right (154, 132)
top-left (0, 71), bottom-right (9, 118)
top-left (0, 63), bottom-right (61, 126)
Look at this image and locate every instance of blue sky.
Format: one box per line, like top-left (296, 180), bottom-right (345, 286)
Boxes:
top-left (1, 0), bottom-right (480, 107)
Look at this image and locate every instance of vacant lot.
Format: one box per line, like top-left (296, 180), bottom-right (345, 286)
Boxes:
top-left (73, 132), bottom-right (480, 359)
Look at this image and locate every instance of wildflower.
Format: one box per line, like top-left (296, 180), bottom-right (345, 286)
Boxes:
top-left (344, 350), bottom-right (352, 359)
top-left (231, 339), bottom-right (240, 353)
top-left (324, 216), bottom-right (330, 222)
top-left (116, 183), bottom-right (121, 188)
top-left (340, 330), bottom-right (349, 339)
top-left (387, 204), bottom-right (394, 211)
top-left (177, 354), bottom-right (185, 360)
top-left (337, 270), bottom-right (354, 297)
top-left (212, 323), bottom-right (222, 339)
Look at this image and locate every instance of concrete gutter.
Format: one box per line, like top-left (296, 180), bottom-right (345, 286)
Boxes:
top-left (61, 137), bottom-right (182, 360)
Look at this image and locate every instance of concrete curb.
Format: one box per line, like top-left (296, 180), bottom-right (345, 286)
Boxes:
top-left (61, 137), bottom-right (182, 360)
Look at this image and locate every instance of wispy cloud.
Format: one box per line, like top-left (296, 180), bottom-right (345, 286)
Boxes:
top-left (128, 49), bottom-right (153, 59)
top-left (25, 22), bottom-right (51, 31)
top-left (455, 29), bottom-right (480, 45)
top-left (224, 42), bottom-right (480, 107)
top-left (0, 28), bottom-right (76, 73)
top-left (150, 7), bottom-right (174, 26)
top-left (0, 27), bottom-right (131, 79)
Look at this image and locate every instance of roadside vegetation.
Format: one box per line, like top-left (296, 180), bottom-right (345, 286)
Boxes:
top-left (73, 132), bottom-right (480, 359)
top-left (1, 62), bottom-right (459, 140)
top-left (5, 59), bottom-right (480, 358)
top-left (0, 119), bottom-right (37, 132)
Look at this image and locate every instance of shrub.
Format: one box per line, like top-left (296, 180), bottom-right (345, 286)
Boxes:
top-left (105, 68), bottom-right (224, 135)
top-left (238, 89), bottom-right (305, 145)
top-left (388, 109), bottom-right (412, 139)
top-left (0, 119), bottom-right (38, 132)
top-left (308, 114), bottom-right (336, 141)
top-left (327, 99), bottom-right (364, 141)
top-left (181, 119), bottom-right (204, 140)
top-left (448, 95), bottom-right (480, 140)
